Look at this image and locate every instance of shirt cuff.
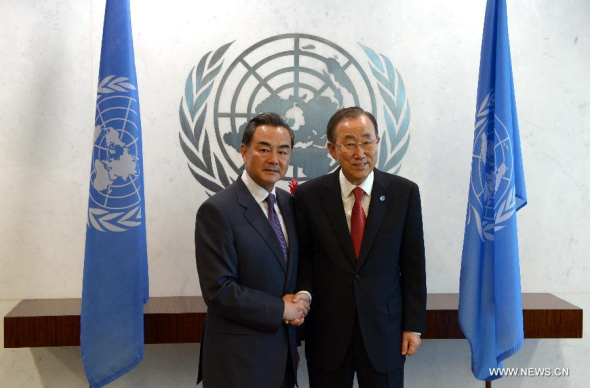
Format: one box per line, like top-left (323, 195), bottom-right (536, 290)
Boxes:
top-left (296, 290), bottom-right (312, 304)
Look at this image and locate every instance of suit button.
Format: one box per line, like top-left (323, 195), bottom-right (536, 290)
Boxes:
top-left (354, 275), bottom-right (361, 281)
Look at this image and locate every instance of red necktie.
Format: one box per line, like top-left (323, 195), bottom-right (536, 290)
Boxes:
top-left (351, 187), bottom-right (366, 260)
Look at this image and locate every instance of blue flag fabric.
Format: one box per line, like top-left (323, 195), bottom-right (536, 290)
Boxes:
top-left (81, 0), bottom-right (148, 387)
top-left (458, 0), bottom-right (527, 381)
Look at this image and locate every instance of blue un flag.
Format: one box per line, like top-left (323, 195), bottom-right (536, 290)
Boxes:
top-left (81, 0), bottom-right (148, 387)
top-left (458, 0), bottom-right (527, 381)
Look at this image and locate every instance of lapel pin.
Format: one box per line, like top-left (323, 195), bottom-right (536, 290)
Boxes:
top-left (380, 195), bottom-right (385, 201)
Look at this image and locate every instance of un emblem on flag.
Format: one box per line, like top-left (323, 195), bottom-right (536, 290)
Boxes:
top-left (88, 76), bottom-right (143, 232)
top-left (180, 34), bottom-right (411, 194)
top-left (469, 90), bottom-right (517, 241)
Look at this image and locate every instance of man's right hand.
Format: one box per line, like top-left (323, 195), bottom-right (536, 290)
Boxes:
top-left (282, 294), bottom-right (310, 323)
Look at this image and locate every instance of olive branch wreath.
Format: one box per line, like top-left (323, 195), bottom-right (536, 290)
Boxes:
top-left (97, 75), bottom-right (136, 100)
top-left (179, 42), bottom-right (234, 195)
top-left (88, 206), bottom-right (142, 232)
top-left (360, 44), bottom-right (410, 174)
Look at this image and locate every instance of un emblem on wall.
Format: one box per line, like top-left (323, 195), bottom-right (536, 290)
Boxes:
top-left (468, 90), bottom-right (516, 241)
top-left (180, 33), bottom-right (411, 194)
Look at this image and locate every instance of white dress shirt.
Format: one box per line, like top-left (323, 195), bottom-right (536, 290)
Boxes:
top-left (339, 170), bottom-right (374, 232)
top-left (241, 171), bottom-right (289, 247)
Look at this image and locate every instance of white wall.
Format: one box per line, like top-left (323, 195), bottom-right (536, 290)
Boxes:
top-left (1, 0), bottom-right (588, 387)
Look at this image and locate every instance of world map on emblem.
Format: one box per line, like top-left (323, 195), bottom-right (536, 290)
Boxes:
top-left (470, 114), bottom-right (514, 239)
top-left (213, 34), bottom-right (376, 180)
top-left (91, 95), bottom-right (142, 211)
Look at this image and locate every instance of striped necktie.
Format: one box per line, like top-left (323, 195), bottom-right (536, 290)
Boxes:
top-left (265, 193), bottom-right (288, 261)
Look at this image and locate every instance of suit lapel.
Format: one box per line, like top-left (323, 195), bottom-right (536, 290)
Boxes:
top-left (357, 169), bottom-right (390, 269)
top-left (320, 170), bottom-right (357, 268)
top-left (236, 180), bottom-right (287, 273)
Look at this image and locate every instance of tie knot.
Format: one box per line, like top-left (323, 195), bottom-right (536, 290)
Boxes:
top-left (353, 187), bottom-right (364, 202)
top-left (265, 193), bottom-right (276, 206)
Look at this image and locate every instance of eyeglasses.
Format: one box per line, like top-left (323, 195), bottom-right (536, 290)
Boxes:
top-left (331, 139), bottom-right (380, 153)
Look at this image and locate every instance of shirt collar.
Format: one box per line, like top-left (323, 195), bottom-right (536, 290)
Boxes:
top-left (339, 169), bottom-right (374, 198)
top-left (241, 171), bottom-right (276, 204)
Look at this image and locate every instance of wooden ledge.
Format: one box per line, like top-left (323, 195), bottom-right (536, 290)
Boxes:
top-left (3, 293), bottom-right (582, 348)
top-left (423, 293), bottom-right (583, 339)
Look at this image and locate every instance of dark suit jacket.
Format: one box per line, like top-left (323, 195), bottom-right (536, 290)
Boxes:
top-left (195, 179), bottom-right (299, 388)
top-left (296, 168), bottom-right (426, 373)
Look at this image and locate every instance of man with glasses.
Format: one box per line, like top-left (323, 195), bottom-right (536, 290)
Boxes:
top-left (294, 107), bottom-right (426, 387)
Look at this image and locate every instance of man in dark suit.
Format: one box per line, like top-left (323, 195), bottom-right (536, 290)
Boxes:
top-left (195, 112), bottom-right (309, 388)
top-left (295, 107), bottom-right (427, 387)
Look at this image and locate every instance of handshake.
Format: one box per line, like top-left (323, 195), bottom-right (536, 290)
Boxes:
top-left (282, 293), bottom-right (311, 326)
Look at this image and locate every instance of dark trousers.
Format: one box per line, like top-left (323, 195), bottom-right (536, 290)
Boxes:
top-left (307, 316), bottom-right (404, 388)
top-left (281, 346), bottom-right (296, 388)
